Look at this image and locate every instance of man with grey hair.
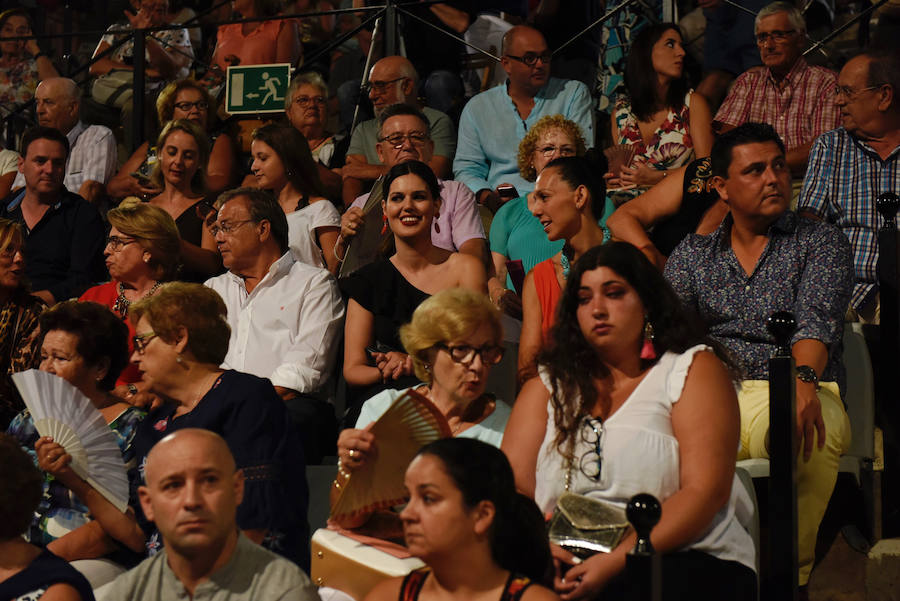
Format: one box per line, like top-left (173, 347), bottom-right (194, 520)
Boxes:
top-left (99, 429), bottom-right (319, 600)
top-left (341, 55), bottom-right (456, 206)
top-left (713, 1), bottom-right (839, 177)
top-left (12, 77), bottom-right (117, 203)
top-left (204, 188), bottom-right (344, 462)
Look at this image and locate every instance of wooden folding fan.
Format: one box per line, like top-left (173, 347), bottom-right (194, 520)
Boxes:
top-left (331, 388), bottom-right (452, 521)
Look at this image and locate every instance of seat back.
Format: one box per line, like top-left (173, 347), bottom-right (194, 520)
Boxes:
top-left (842, 322), bottom-right (875, 460)
top-left (307, 464), bottom-right (338, 532)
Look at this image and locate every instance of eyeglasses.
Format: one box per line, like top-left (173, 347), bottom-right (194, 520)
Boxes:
top-left (578, 417), bottom-right (603, 481)
top-left (834, 85), bottom-right (882, 100)
top-left (173, 100), bottom-right (208, 111)
top-left (505, 52), bottom-right (552, 66)
top-left (363, 77), bottom-right (407, 94)
top-left (293, 95), bottom-right (326, 107)
top-left (536, 145), bottom-right (576, 158)
top-left (435, 343), bottom-right (505, 366)
top-left (755, 29), bottom-right (797, 44)
top-left (378, 132), bottom-right (429, 148)
top-left (106, 235), bottom-right (139, 251)
top-left (208, 219), bottom-right (255, 237)
top-left (133, 331), bottom-right (158, 354)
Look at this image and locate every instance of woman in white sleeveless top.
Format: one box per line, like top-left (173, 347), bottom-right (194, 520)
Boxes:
top-left (502, 242), bottom-right (756, 601)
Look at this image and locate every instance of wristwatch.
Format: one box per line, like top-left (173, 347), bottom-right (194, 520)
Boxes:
top-left (795, 365), bottom-right (819, 388)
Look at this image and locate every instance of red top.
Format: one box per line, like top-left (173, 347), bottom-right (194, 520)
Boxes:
top-left (532, 258), bottom-right (562, 341)
top-left (79, 281), bottom-right (141, 386)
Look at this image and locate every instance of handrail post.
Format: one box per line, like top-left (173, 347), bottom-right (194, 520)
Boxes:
top-left (625, 493), bottom-right (661, 601)
top-left (132, 31), bottom-right (146, 154)
top-left (384, 0), bottom-right (398, 57)
top-left (62, 1), bottom-right (73, 76)
top-left (767, 311), bottom-right (798, 600)
top-left (876, 193), bottom-right (899, 414)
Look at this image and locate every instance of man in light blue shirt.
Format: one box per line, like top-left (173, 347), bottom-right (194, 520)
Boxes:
top-left (453, 25), bottom-right (594, 211)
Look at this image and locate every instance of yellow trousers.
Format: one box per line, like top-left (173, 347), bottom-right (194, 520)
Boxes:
top-left (737, 380), bottom-right (851, 585)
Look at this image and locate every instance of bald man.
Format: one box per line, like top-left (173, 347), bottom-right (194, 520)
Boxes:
top-left (453, 25), bottom-right (594, 211)
top-left (11, 78), bottom-right (117, 204)
top-left (342, 55), bottom-right (456, 206)
top-left (100, 429), bottom-right (318, 601)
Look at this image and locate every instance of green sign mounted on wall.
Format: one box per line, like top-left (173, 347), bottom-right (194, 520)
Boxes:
top-left (225, 63), bottom-right (291, 114)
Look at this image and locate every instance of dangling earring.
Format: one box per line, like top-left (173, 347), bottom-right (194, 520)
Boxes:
top-left (381, 213), bottom-right (389, 235)
top-left (640, 319), bottom-right (657, 360)
top-left (433, 213), bottom-right (441, 234)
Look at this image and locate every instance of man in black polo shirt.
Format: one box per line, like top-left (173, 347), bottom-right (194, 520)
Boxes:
top-left (4, 127), bottom-right (106, 304)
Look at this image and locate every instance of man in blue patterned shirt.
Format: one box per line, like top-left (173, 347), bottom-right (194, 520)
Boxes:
top-left (664, 123), bottom-right (853, 588)
top-left (798, 49), bottom-right (900, 323)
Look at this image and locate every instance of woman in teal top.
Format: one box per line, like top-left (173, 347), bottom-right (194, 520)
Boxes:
top-left (488, 115), bottom-right (609, 315)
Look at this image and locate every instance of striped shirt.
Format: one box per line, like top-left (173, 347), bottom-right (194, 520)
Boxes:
top-left (714, 58), bottom-right (840, 151)
top-left (798, 127), bottom-right (900, 310)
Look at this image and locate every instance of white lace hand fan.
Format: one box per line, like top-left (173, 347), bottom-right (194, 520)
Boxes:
top-left (331, 388), bottom-right (452, 521)
top-left (12, 369), bottom-right (130, 513)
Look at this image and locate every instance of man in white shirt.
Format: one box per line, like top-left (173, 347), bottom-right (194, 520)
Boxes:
top-left (205, 188), bottom-right (344, 461)
top-left (100, 429), bottom-right (319, 601)
top-left (12, 77), bottom-right (117, 203)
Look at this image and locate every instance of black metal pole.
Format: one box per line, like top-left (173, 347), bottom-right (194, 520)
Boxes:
top-left (132, 32), bottom-right (146, 154)
top-left (384, 0), bottom-right (397, 58)
top-left (625, 493), bottom-right (662, 601)
top-left (767, 311), bottom-right (799, 600)
top-left (876, 193), bottom-right (900, 411)
top-left (62, 2), bottom-right (72, 77)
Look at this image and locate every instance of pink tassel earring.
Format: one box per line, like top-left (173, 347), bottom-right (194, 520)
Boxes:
top-left (640, 320), bottom-right (657, 360)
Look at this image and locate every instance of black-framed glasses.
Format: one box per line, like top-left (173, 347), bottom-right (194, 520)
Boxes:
top-left (834, 85), bottom-right (882, 100)
top-left (106, 235), bottom-right (139, 251)
top-left (755, 29), bottom-right (797, 44)
top-left (293, 95), bottom-right (326, 107)
top-left (173, 100), bottom-right (208, 111)
top-left (363, 77), bottom-right (407, 93)
top-left (378, 132), bottom-right (429, 148)
top-left (435, 343), bottom-right (505, 366)
top-left (208, 219), bottom-right (255, 237)
top-left (133, 331), bottom-right (158, 354)
top-left (505, 52), bottom-right (552, 66)
top-left (578, 416), bottom-right (603, 481)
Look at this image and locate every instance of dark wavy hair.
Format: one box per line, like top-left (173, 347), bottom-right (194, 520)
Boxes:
top-left (539, 242), bottom-right (737, 460)
top-left (252, 122), bottom-right (326, 206)
top-left (39, 301), bottom-right (130, 391)
top-left (0, 433), bottom-right (42, 540)
top-left (542, 155), bottom-right (607, 223)
top-left (416, 438), bottom-right (552, 585)
top-left (623, 23), bottom-right (690, 123)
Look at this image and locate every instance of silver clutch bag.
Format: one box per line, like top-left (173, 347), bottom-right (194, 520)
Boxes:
top-left (547, 492), bottom-right (629, 557)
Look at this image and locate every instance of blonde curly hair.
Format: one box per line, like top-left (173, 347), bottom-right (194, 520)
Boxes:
top-left (516, 115), bottom-right (587, 183)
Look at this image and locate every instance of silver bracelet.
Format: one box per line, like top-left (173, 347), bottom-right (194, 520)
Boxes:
top-left (333, 234), bottom-right (345, 263)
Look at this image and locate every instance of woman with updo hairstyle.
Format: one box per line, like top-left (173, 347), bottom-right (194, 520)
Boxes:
top-left (6, 302), bottom-right (147, 573)
top-left (364, 438), bottom-right (557, 601)
top-left (128, 282), bottom-right (311, 567)
top-left (250, 122), bottom-right (340, 273)
top-left (108, 78), bottom-right (238, 201)
top-left (518, 156), bottom-right (609, 386)
top-left (80, 200), bottom-right (180, 391)
top-left (0, 433), bottom-right (94, 600)
top-left (333, 287), bottom-right (510, 529)
top-left (340, 161), bottom-right (487, 421)
top-left (606, 23), bottom-right (712, 199)
top-left (147, 119), bottom-right (221, 281)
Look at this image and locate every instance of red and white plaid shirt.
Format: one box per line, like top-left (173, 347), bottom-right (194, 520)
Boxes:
top-left (714, 58), bottom-right (840, 151)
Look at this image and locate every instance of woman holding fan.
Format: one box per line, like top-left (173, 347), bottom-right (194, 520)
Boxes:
top-left (5, 302), bottom-right (147, 583)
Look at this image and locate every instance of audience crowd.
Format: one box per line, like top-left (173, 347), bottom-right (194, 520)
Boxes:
top-left (0, 1), bottom-right (897, 600)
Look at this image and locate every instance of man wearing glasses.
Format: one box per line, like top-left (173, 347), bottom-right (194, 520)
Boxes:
top-left (799, 49), bottom-right (900, 324)
top-left (714, 2), bottom-right (839, 179)
top-left (11, 78), bottom-right (117, 205)
top-left (342, 56), bottom-right (456, 207)
top-left (453, 25), bottom-right (593, 213)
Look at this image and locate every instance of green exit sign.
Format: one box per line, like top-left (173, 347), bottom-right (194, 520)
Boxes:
top-left (225, 63), bottom-right (292, 114)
